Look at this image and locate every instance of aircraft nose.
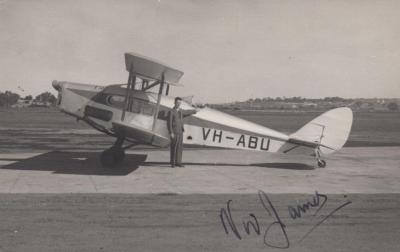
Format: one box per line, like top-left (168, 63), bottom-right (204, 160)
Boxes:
top-left (52, 80), bottom-right (62, 91)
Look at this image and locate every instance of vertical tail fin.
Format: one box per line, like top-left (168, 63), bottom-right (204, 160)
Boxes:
top-left (289, 107), bottom-right (353, 155)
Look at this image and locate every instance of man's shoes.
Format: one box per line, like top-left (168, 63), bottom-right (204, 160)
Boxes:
top-left (171, 163), bottom-right (184, 168)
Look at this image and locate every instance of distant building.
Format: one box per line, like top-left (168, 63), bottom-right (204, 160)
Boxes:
top-left (29, 100), bottom-right (51, 107)
top-left (302, 102), bottom-right (318, 108)
top-left (11, 98), bottom-right (51, 108)
top-left (11, 98), bottom-right (32, 108)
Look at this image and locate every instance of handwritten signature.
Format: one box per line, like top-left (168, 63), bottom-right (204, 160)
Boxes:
top-left (219, 190), bottom-right (352, 249)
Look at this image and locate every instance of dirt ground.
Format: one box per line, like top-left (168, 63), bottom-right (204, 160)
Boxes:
top-left (0, 194), bottom-right (398, 252)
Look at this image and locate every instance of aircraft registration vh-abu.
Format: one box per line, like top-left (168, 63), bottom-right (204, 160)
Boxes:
top-left (52, 53), bottom-right (353, 168)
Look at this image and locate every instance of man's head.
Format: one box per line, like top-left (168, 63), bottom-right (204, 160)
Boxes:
top-left (174, 97), bottom-right (182, 108)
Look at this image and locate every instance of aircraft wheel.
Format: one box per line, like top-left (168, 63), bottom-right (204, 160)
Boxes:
top-left (100, 147), bottom-right (125, 167)
top-left (113, 147), bottom-right (125, 164)
top-left (317, 159), bottom-right (326, 168)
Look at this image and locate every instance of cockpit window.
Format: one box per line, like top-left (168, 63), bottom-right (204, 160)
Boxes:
top-left (105, 95), bottom-right (154, 116)
top-left (107, 95), bottom-right (125, 108)
top-left (130, 99), bottom-right (141, 113)
top-left (142, 102), bottom-right (154, 115)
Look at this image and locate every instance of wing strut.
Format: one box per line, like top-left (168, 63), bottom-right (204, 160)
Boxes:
top-left (152, 73), bottom-right (164, 131)
top-left (121, 64), bottom-right (136, 121)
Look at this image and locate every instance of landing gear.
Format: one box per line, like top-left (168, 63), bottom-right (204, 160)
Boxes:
top-left (314, 147), bottom-right (327, 168)
top-left (317, 159), bottom-right (326, 168)
top-left (100, 137), bottom-right (126, 168)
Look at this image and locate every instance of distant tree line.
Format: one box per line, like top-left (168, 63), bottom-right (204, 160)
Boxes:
top-left (212, 96), bottom-right (399, 112)
top-left (246, 96), bottom-right (352, 103)
top-left (35, 92), bottom-right (57, 104)
top-left (0, 90), bottom-right (57, 107)
top-left (0, 91), bottom-right (20, 107)
top-left (388, 102), bottom-right (398, 111)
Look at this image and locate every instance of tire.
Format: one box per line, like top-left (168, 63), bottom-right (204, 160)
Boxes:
top-left (114, 147), bottom-right (125, 164)
top-left (100, 148), bottom-right (117, 168)
top-left (317, 159), bottom-right (327, 168)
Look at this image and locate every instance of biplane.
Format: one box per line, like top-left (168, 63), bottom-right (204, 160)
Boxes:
top-left (52, 53), bottom-right (353, 168)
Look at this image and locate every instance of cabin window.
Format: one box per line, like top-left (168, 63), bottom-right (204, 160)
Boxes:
top-left (106, 95), bottom-right (154, 116)
top-left (130, 99), bottom-right (142, 113)
top-left (142, 102), bottom-right (154, 115)
top-left (157, 110), bottom-right (168, 120)
top-left (93, 93), bottom-right (109, 105)
top-left (108, 95), bottom-right (125, 108)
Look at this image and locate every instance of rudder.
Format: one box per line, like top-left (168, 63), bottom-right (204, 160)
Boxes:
top-left (289, 107), bottom-right (353, 155)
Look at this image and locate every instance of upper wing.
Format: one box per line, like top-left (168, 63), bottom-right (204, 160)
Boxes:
top-left (124, 52), bottom-right (184, 86)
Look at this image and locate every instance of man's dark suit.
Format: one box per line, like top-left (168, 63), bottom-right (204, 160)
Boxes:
top-left (167, 108), bottom-right (197, 166)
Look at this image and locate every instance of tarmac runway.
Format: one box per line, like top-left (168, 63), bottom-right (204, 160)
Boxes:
top-left (0, 147), bottom-right (399, 251)
top-left (0, 147), bottom-right (399, 194)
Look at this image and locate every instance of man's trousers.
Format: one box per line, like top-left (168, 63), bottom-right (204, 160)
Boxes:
top-left (170, 132), bottom-right (183, 166)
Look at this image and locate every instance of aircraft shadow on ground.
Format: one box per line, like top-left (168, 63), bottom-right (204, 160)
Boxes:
top-left (1, 151), bottom-right (314, 175)
top-left (0, 151), bottom-right (147, 176)
top-left (142, 161), bottom-right (314, 170)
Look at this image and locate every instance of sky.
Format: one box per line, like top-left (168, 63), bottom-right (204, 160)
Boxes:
top-left (0, 0), bottom-right (399, 103)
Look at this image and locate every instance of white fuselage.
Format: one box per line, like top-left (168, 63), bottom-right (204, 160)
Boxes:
top-left (53, 81), bottom-right (291, 153)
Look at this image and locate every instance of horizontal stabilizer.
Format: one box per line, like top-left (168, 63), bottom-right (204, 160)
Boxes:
top-left (287, 137), bottom-right (335, 150)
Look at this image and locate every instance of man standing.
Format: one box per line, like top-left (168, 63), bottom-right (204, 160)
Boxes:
top-left (167, 97), bottom-right (198, 167)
